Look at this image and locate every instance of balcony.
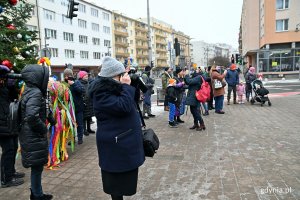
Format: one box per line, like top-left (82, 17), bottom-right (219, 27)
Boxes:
top-left (114, 30), bottom-right (129, 37)
top-left (156, 56), bottom-right (168, 60)
top-left (135, 35), bottom-right (148, 41)
top-left (156, 40), bottom-right (167, 45)
top-left (136, 54), bottom-right (148, 58)
top-left (155, 32), bottom-right (167, 38)
top-left (156, 63), bottom-right (168, 68)
top-left (114, 19), bottom-right (128, 27)
top-left (135, 25), bottom-right (148, 33)
top-left (156, 48), bottom-right (167, 53)
top-left (115, 51), bottom-right (130, 58)
top-left (115, 41), bottom-right (129, 48)
top-left (136, 44), bottom-right (148, 50)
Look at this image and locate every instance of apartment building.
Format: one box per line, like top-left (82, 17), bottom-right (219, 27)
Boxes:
top-left (34, 0), bottom-right (113, 78)
top-left (173, 31), bottom-right (191, 68)
top-left (191, 41), bottom-right (235, 67)
top-left (240, 0), bottom-right (300, 76)
top-left (112, 12), bottom-right (130, 63)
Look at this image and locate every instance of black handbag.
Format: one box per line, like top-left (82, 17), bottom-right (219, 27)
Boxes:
top-left (136, 103), bottom-right (160, 157)
top-left (142, 128), bottom-right (159, 157)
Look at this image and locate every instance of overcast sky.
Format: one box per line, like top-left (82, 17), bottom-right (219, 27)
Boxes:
top-left (93, 0), bottom-right (243, 48)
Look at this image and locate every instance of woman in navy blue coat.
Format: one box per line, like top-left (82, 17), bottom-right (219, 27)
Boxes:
top-left (184, 69), bottom-right (206, 131)
top-left (89, 57), bottom-right (145, 200)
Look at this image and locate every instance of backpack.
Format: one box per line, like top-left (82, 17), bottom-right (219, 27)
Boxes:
top-left (8, 99), bottom-right (22, 135)
top-left (195, 76), bottom-right (211, 103)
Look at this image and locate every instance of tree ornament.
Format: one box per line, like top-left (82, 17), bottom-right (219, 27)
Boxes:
top-left (0, 6), bottom-right (3, 14)
top-left (1, 60), bottom-right (13, 69)
top-left (21, 51), bottom-right (31, 58)
top-left (9, 0), bottom-right (18, 6)
top-left (13, 47), bottom-right (20, 54)
top-left (24, 35), bottom-right (31, 41)
top-left (17, 33), bottom-right (23, 39)
top-left (6, 24), bottom-right (16, 30)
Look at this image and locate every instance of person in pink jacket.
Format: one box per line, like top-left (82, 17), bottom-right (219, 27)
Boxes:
top-left (236, 81), bottom-right (245, 104)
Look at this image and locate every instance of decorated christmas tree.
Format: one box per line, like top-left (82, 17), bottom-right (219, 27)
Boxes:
top-left (0, 0), bottom-right (38, 72)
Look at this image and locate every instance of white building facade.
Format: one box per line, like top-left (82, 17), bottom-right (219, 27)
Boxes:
top-left (36, 0), bottom-right (112, 75)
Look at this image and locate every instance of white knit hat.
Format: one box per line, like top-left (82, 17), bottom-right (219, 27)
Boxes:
top-left (99, 57), bottom-right (125, 78)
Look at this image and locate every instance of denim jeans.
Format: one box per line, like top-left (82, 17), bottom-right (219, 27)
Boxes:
top-left (0, 136), bottom-right (18, 183)
top-left (75, 112), bottom-right (84, 141)
top-left (201, 102), bottom-right (208, 112)
top-left (214, 95), bottom-right (224, 112)
top-left (168, 102), bottom-right (176, 122)
top-left (31, 165), bottom-right (44, 197)
top-left (190, 103), bottom-right (204, 125)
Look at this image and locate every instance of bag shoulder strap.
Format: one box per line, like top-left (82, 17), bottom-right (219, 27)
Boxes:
top-left (136, 103), bottom-right (146, 128)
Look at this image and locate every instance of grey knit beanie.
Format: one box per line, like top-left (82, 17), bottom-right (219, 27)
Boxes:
top-left (99, 57), bottom-right (125, 78)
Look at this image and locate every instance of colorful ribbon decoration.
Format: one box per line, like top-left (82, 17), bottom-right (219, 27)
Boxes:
top-left (46, 80), bottom-right (77, 169)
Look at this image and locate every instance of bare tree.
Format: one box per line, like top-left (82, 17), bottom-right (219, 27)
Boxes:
top-left (209, 56), bottom-right (230, 67)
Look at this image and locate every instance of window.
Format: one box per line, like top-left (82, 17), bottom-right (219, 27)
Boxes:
top-left (103, 26), bottom-right (110, 34)
top-left (130, 40), bottom-right (133, 44)
top-left (46, 0), bottom-right (54, 2)
top-left (62, 14), bottom-right (72, 25)
top-left (65, 49), bottom-right (75, 58)
top-left (61, 0), bottom-right (68, 6)
top-left (103, 12), bottom-right (109, 20)
top-left (26, 25), bottom-right (37, 31)
top-left (91, 8), bottom-right (98, 17)
top-left (78, 19), bottom-right (87, 28)
top-left (45, 28), bottom-right (57, 39)
top-left (92, 37), bottom-right (100, 45)
top-left (276, 0), bottom-right (289, 9)
top-left (43, 9), bottom-right (55, 21)
top-left (276, 19), bottom-right (289, 31)
top-left (63, 32), bottom-right (74, 42)
top-left (93, 52), bottom-right (101, 59)
top-left (92, 23), bottom-right (100, 32)
top-left (78, 4), bottom-right (86, 13)
top-left (104, 40), bottom-right (111, 47)
top-left (79, 35), bottom-right (88, 44)
top-left (80, 51), bottom-right (89, 59)
top-left (30, 5), bottom-right (36, 16)
top-left (49, 48), bottom-right (58, 57)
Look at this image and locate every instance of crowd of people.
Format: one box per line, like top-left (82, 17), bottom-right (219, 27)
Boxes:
top-left (0, 56), bottom-right (258, 200)
top-left (160, 63), bottom-right (257, 130)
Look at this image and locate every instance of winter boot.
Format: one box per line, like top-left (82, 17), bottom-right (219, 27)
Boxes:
top-left (169, 121), bottom-right (178, 128)
top-left (227, 98), bottom-right (230, 105)
top-left (197, 123), bottom-right (206, 131)
top-left (30, 188), bottom-right (53, 200)
top-left (189, 122), bottom-right (199, 130)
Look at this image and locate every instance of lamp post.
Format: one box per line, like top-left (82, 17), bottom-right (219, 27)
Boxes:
top-left (146, 0), bottom-right (152, 72)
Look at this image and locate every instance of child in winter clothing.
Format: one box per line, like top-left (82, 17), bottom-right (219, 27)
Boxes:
top-left (237, 81), bottom-right (245, 104)
top-left (166, 78), bottom-right (178, 128)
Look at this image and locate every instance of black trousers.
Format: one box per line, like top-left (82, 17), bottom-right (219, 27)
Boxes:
top-left (190, 105), bottom-right (204, 125)
top-left (0, 136), bottom-right (18, 183)
top-left (83, 117), bottom-right (92, 132)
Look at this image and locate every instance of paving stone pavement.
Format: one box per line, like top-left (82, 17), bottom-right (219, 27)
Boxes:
top-left (1, 95), bottom-right (300, 200)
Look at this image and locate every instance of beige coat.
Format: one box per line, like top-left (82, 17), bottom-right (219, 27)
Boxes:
top-left (211, 70), bottom-right (226, 97)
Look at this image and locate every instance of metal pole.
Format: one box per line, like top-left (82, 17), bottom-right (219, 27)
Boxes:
top-left (147, 0), bottom-right (152, 70)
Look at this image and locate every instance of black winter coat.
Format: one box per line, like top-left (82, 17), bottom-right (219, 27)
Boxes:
top-left (79, 79), bottom-right (94, 118)
top-left (89, 77), bottom-right (145, 173)
top-left (184, 73), bottom-right (202, 106)
top-left (19, 65), bottom-right (49, 168)
top-left (0, 82), bottom-right (18, 137)
top-left (69, 80), bottom-right (85, 113)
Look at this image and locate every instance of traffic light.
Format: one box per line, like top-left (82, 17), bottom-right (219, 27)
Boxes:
top-left (68, 0), bottom-right (79, 19)
top-left (231, 54), bottom-right (235, 64)
top-left (174, 38), bottom-right (180, 57)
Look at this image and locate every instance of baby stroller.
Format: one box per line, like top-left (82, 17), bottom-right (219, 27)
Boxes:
top-left (250, 79), bottom-right (272, 106)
